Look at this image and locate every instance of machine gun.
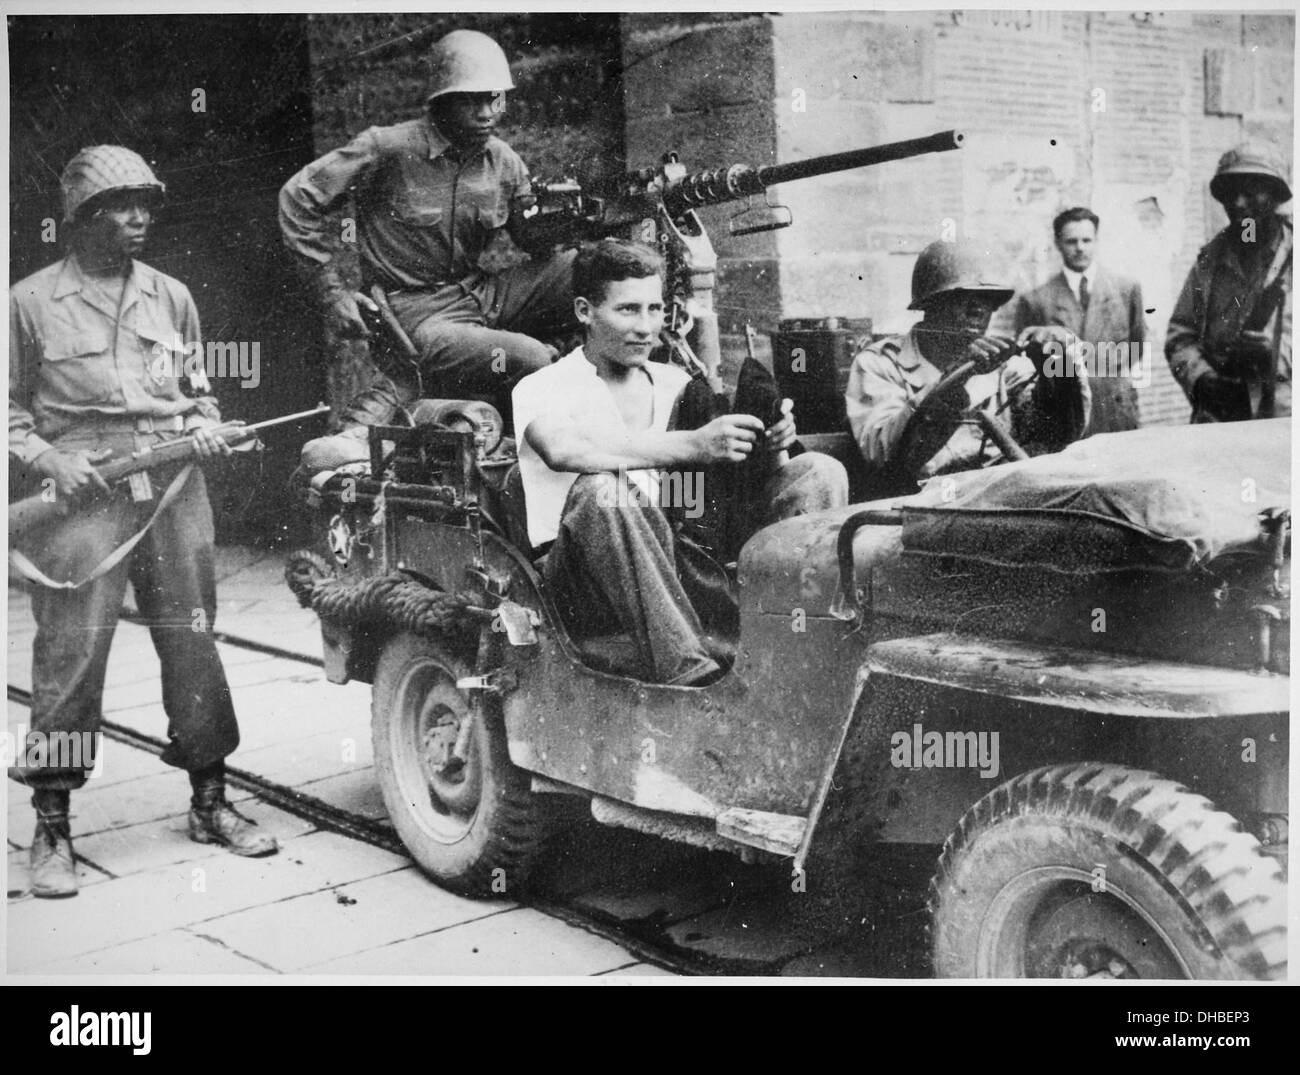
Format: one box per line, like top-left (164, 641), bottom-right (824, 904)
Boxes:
top-left (513, 130), bottom-right (965, 391)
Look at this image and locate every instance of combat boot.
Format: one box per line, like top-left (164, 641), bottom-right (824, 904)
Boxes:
top-left (29, 789), bottom-right (78, 898)
top-left (300, 376), bottom-right (414, 473)
top-left (188, 764), bottom-right (278, 857)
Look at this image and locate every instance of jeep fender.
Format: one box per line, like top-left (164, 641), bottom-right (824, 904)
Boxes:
top-left (797, 632), bottom-right (1288, 870)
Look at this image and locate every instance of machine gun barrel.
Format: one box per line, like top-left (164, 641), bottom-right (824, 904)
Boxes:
top-left (662, 129), bottom-right (964, 216)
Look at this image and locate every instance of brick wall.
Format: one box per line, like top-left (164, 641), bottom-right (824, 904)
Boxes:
top-left (624, 10), bottom-right (1293, 426)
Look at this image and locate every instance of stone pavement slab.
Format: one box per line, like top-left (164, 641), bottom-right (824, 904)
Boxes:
top-left (231, 728), bottom-right (374, 790)
top-left (8, 830), bottom-right (408, 971)
top-left (596, 962), bottom-right (677, 977)
top-left (198, 866), bottom-right (509, 971)
top-left (26, 927), bottom-right (276, 977)
top-left (291, 768), bottom-right (391, 821)
top-left (6, 547), bottom-right (662, 978)
top-left (304, 906), bottom-right (640, 976)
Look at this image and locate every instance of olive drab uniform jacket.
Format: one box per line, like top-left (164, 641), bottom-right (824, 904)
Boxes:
top-left (9, 255), bottom-right (219, 466)
top-left (277, 117), bottom-right (531, 294)
top-left (845, 327), bottom-right (1034, 479)
top-left (1165, 215), bottom-right (1292, 422)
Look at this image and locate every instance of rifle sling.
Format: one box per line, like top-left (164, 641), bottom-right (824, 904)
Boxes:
top-left (9, 464), bottom-right (195, 591)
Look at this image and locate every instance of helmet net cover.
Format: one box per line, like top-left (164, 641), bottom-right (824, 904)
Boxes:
top-left (1209, 139), bottom-right (1293, 204)
top-left (61, 145), bottom-right (165, 224)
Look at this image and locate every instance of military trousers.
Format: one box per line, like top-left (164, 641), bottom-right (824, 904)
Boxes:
top-left (543, 452), bottom-right (848, 684)
top-left (350, 249), bottom-right (577, 426)
top-left (14, 434), bottom-right (239, 791)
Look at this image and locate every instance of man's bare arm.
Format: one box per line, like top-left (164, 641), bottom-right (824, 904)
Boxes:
top-left (525, 412), bottom-right (765, 473)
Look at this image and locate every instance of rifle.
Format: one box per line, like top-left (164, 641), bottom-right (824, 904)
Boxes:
top-left (9, 404), bottom-right (329, 540)
top-left (514, 130), bottom-right (966, 392)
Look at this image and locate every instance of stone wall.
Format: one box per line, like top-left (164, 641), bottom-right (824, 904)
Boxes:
top-left (8, 14), bottom-right (319, 544)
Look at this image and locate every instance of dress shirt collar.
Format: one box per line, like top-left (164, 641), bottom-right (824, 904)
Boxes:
top-left (1062, 262), bottom-right (1098, 302)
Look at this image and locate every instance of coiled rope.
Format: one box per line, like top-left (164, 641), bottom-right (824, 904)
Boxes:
top-left (284, 551), bottom-right (478, 637)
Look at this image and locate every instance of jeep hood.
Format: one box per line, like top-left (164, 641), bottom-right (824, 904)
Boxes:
top-left (742, 420), bottom-right (1290, 618)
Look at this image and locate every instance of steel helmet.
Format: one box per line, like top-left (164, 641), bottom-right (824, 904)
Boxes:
top-left (426, 30), bottom-right (514, 101)
top-left (909, 239), bottom-right (1014, 311)
top-left (61, 145), bottom-right (165, 224)
top-left (1209, 139), bottom-right (1292, 204)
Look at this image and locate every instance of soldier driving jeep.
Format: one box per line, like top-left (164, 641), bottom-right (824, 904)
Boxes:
top-left (846, 238), bottom-right (1090, 493)
top-left (513, 238), bottom-right (848, 686)
top-left (280, 29), bottom-right (578, 472)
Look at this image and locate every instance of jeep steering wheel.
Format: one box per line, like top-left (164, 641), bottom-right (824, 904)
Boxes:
top-left (891, 358), bottom-right (1030, 485)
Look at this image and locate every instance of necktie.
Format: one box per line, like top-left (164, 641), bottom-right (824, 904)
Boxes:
top-left (1078, 274), bottom-right (1090, 315)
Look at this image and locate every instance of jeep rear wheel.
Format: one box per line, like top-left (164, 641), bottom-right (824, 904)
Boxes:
top-left (930, 763), bottom-right (1287, 980)
top-left (371, 632), bottom-right (545, 897)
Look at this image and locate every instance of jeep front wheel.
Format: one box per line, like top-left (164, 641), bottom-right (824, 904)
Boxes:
top-left (371, 631), bottom-right (545, 897)
top-left (930, 763), bottom-right (1287, 980)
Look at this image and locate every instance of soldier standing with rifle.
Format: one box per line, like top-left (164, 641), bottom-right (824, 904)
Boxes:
top-left (1166, 139), bottom-right (1293, 422)
top-left (281, 29), bottom-right (578, 470)
top-left (9, 145), bottom-right (277, 899)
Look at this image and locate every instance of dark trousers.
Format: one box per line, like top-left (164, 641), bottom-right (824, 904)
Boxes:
top-left (349, 251), bottom-right (577, 424)
top-left (14, 437), bottom-right (238, 791)
top-left (544, 453), bottom-right (848, 683)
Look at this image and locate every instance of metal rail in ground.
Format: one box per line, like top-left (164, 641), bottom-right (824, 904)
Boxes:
top-left (8, 679), bottom-right (762, 976)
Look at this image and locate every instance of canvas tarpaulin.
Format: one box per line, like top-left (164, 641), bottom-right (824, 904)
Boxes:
top-left (900, 419), bottom-right (1290, 575)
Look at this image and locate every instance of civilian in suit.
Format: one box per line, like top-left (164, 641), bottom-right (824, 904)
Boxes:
top-left (1009, 207), bottom-right (1148, 434)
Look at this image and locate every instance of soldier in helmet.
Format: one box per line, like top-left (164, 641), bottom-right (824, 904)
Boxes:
top-left (281, 28), bottom-right (578, 469)
top-left (846, 239), bottom-right (1069, 487)
top-left (9, 146), bottom-right (278, 898)
top-left (1166, 139), bottom-right (1292, 422)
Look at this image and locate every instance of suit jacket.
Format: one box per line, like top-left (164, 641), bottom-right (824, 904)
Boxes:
top-left (1011, 267), bottom-right (1147, 434)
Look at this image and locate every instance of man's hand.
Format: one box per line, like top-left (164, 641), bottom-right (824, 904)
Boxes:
top-left (187, 417), bottom-right (240, 459)
top-left (964, 334), bottom-right (1019, 376)
top-left (765, 398), bottom-right (796, 455)
top-left (692, 414), bottom-right (765, 463)
top-left (1222, 330), bottom-right (1273, 372)
top-left (1016, 325), bottom-right (1074, 351)
top-left (326, 290), bottom-right (378, 340)
top-left (29, 447), bottom-right (113, 499)
top-left (1195, 369), bottom-right (1248, 414)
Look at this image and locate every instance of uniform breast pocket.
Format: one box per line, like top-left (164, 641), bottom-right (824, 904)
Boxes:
top-left (474, 202), bottom-right (510, 232)
top-left (395, 203), bottom-right (444, 229)
top-left (41, 330), bottom-right (118, 405)
top-left (136, 320), bottom-right (188, 396)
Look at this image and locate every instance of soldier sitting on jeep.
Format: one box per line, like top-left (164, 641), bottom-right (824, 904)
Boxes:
top-left (280, 29), bottom-right (578, 472)
top-left (513, 239), bottom-right (847, 686)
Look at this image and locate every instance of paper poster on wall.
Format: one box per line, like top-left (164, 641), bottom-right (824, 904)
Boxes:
top-left (960, 134), bottom-right (1078, 296)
